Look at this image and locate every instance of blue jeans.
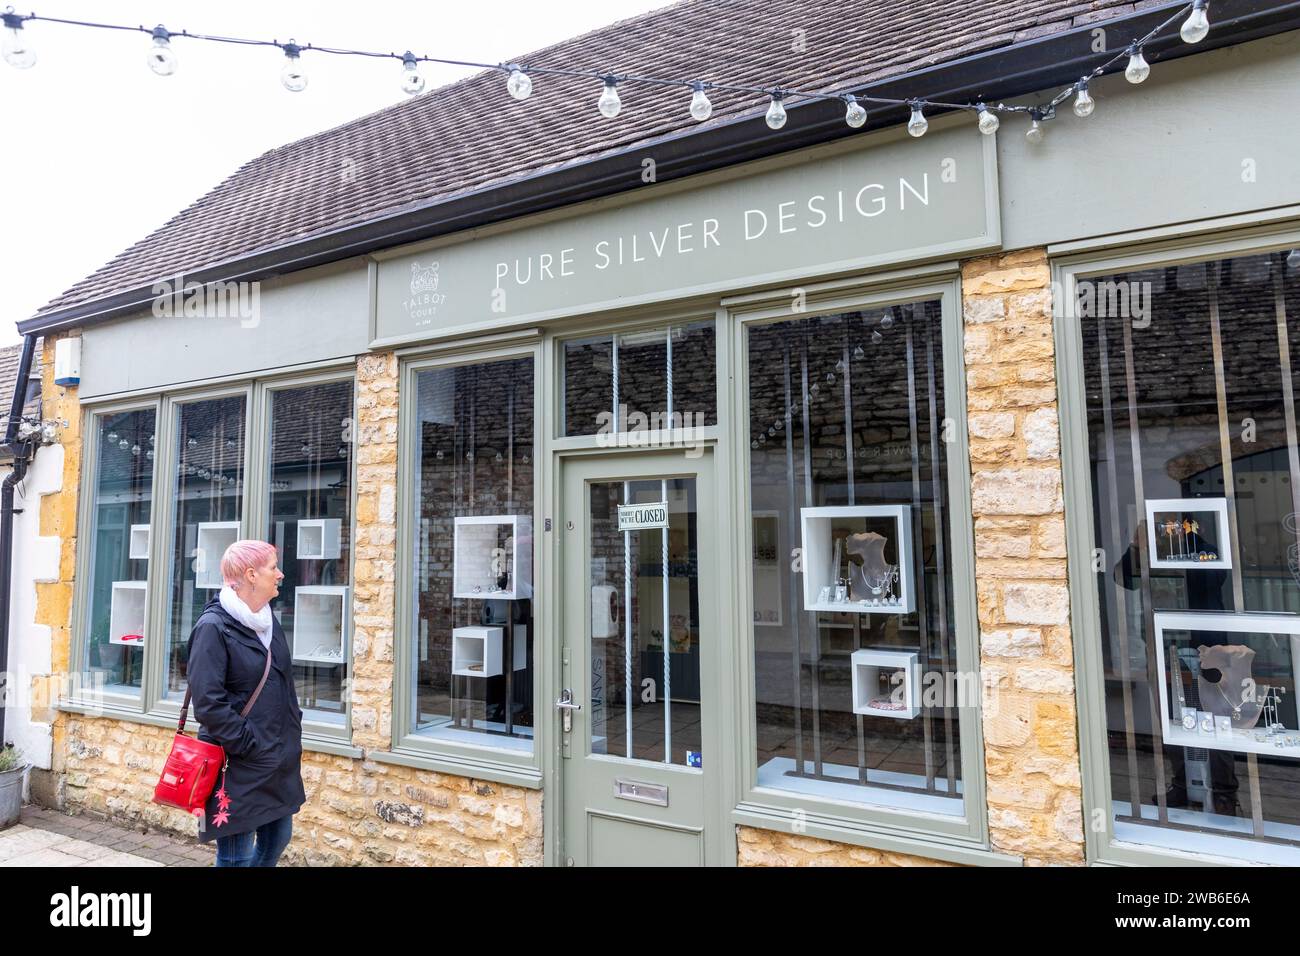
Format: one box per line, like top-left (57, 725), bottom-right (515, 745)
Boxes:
top-left (214, 814), bottom-right (294, 867)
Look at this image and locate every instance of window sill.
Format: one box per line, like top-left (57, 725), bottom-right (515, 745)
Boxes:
top-left (732, 803), bottom-right (1021, 867)
top-left (368, 746), bottom-right (542, 790)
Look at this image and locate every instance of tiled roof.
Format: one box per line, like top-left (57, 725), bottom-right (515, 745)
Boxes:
top-left (36, 0), bottom-right (1156, 317)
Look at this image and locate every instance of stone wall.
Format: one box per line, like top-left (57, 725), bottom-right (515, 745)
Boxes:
top-left (736, 827), bottom-right (956, 866)
top-left (961, 249), bottom-right (1085, 865)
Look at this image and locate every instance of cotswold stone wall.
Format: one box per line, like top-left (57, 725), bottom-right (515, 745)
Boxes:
top-left (45, 348), bottom-right (543, 866)
top-left (736, 827), bottom-right (956, 866)
top-left (961, 249), bottom-right (1085, 865)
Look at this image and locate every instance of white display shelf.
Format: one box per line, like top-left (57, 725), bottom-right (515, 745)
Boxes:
top-left (194, 521), bottom-right (240, 589)
top-left (129, 524), bottom-right (151, 560)
top-left (109, 580), bottom-right (147, 646)
top-left (591, 584), bottom-right (620, 640)
top-left (292, 585), bottom-right (348, 664)
top-left (1154, 610), bottom-right (1300, 757)
top-left (800, 505), bottom-right (915, 615)
top-left (449, 625), bottom-right (527, 676)
top-left (453, 515), bottom-right (532, 600)
top-left (850, 647), bottom-right (920, 719)
top-left (297, 518), bottom-right (342, 560)
top-left (1144, 497), bottom-right (1231, 569)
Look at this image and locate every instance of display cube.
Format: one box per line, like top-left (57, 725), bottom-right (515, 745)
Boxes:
top-left (194, 521), bottom-right (240, 589)
top-left (452, 626), bottom-right (504, 677)
top-left (800, 505), bottom-right (915, 614)
top-left (1145, 497), bottom-right (1231, 569)
top-left (129, 524), bottom-right (151, 560)
top-left (850, 648), bottom-right (920, 719)
top-left (292, 586), bottom-right (348, 664)
top-left (453, 515), bottom-right (532, 600)
top-left (109, 580), bottom-right (147, 646)
top-left (297, 518), bottom-right (342, 560)
top-left (1154, 610), bottom-right (1300, 757)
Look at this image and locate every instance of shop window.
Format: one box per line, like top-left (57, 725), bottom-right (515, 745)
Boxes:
top-left (266, 381), bottom-right (353, 727)
top-left (562, 321), bottom-right (716, 437)
top-left (82, 408), bottom-right (156, 697)
top-left (1082, 249), bottom-right (1300, 861)
top-left (746, 302), bottom-right (964, 815)
top-left (411, 357), bottom-right (534, 752)
top-left (164, 395), bottom-right (246, 698)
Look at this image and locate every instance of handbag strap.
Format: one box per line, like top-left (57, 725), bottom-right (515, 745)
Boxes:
top-left (177, 634), bottom-right (274, 734)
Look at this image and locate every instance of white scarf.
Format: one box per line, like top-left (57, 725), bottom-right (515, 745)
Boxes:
top-left (219, 585), bottom-right (274, 650)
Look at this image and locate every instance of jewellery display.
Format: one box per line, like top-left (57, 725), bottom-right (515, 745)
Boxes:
top-left (849, 647), bottom-right (921, 719)
top-left (453, 515), bottom-right (533, 600)
top-left (1143, 497), bottom-right (1231, 569)
top-left (291, 585), bottom-right (348, 664)
top-left (1154, 610), bottom-right (1300, 757)
top-left (297, 518), bottom-right (342, 560)
top-left (800, 505), bottom-right (915, 615)
top-left (193, 520), bottom-right (241, 588)
top-left (109, 580), bottom-right (148, 646)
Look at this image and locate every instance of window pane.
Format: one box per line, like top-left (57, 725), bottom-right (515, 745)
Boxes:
top-left (83, 409), bottom-right (155, 697)
top-left (412, 357), bottom-right (534, 752)
top-left (165, 395), bottom-right (246, 698)
top-left (267, 381), bottom-right (353, 727)
top-left (562, 321), bottom-right (717, 436)
top-left (747, 303), bottom-right (963, 815)
top-left (1082, 250), bottom-right (1300, 862)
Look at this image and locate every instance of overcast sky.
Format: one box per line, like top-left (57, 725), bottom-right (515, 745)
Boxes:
top-left (0, 0), bottom-right (674, 346)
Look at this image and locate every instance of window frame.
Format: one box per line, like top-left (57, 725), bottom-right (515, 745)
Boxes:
top-left (390, 339), bottom-right (545, 787)
top-left (1053, 220), bottom-right (1300, 867)
top-left (726, 267), bottom-right (995, 859)
top-left (65, 363), bottom-right (360, 753)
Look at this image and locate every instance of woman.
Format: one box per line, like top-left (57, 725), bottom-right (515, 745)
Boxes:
top-left (186, 539), bottom-right (306, 866)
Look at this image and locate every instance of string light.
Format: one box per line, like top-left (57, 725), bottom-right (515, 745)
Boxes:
top-left (146, 24), bottom-right (176, 75)
top-left (906, 100), bottom-right (927, 137)
top-left (506, 64), bottom-right (532, 100)
top-left (843, 94), bottom-right (866, 129)
top-left (1181, 0), bottom-right (1210, 43)
top-left (400, 50), bottom-right (424, 95)
top-left (597, 75), bottom-right (621, 118)
top-left (765, 90), bottom-right (786, 130)
top-left (689, 81), bottom-right (712, 121)
top-left (280, 39), bottom-right (307, 92)
top-left (0, 3), bottom-right (1214, 144)
top-left (1, 8), bottom-right (34, 68)
top-left (1073, 78), bottom-right (1095, 117)
top-left (1124, 44), bottom-right (1150, 83)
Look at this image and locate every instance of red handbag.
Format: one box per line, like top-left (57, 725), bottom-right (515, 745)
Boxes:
top-left (153, 642), bottom-right (272, 819)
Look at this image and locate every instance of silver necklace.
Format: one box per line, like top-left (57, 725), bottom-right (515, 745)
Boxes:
top-left (1215, 681), bottom-right (1243, 720)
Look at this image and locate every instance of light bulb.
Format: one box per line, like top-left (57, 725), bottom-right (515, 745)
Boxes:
top-left (880, 314), bottom-right (894, 329)
top-left (1125, 46), bottom-right (1150, 84)
top-left (2, 12), bottom-right (34, 69)
top-left (106, 431), bottom-right (119, 443)
top-left (765, 93), bottom-right (786, 130)
top-left (689, 83), bottom-right (712, 121)
top-left (976, 103), bottom-right (1000, 135)
top-left (598, 77), bottom-right (621, 118)
top-left (507, 66), bottom-right (532, 100)
top-left (118, 439), bottom-right (129, 450)
top-left (853, 345), bottom-right (865, 359)
top-left (400, 51), bottom-right (425, 95)
top-left (131, 444), bottom-right (141, 456)
top-left (1288, 249), bottom-right (1300, 272)
top-left (844, 95), bottom-right (867, 129)
top-left (1073, 80), bottom-right (1094, 118)
top-left (907, 102), bottom-right (928, 137)
top-left (186, 436), bottom-right (197, 448)
top-left (280, 41), bottom-right (307, 92)
top-left (147, 26), bottom-right (177, 76)
top-left (1181, 0), bottom-right (1210, 43)
top-left (871, 330), bottom-right (884, 344)
top-left (1026, 117), bottom-right (1045, 144)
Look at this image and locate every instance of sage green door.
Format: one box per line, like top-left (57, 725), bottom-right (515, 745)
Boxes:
top-left (558, 449), bottom-right (721, 866)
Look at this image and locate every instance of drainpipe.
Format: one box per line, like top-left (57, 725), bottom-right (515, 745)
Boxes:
top-left (0, 333), bottom-right (39, 748)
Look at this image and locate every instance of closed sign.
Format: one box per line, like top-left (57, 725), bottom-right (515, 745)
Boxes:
top-left (618, 503), bottom-right (668, 531)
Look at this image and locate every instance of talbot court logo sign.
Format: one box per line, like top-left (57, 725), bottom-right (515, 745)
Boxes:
top-left (405, 260), bottom-right (447, 327)
top-left (49, 886), bottom-right (152, 936)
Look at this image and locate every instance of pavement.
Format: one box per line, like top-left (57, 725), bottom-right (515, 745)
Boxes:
top-left (0, 805), bottom-right (212, 867)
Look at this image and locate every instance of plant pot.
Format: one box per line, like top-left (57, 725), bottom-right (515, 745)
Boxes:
top-left (0, 763), bottom-right (30, 830)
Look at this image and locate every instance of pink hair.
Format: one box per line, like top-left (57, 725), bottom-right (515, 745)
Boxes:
top-left (220, 539), bottom-right (278, 586)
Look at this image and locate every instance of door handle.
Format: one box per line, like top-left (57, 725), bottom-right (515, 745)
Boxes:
top-left (555, 689), bottom-right (581, 733)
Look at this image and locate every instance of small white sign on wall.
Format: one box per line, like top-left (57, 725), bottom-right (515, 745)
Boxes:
top-left (618, 502), bottom-right (668, 532)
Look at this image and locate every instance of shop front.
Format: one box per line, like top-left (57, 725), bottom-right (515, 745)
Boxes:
top-left (22, 23), bottom-right (1300, 867)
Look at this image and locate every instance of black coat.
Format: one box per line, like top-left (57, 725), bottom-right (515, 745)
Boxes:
top-left (185, 595), bottom-right (305, 843)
